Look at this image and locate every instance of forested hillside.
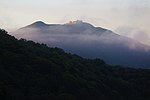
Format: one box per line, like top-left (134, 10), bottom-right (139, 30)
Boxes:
top-left (0, 29), bottom-right (150, 100)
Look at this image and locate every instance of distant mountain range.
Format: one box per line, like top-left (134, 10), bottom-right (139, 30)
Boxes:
top-left (12, 20), bottom-right (150, 68)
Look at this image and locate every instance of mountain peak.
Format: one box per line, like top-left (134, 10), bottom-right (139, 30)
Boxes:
top-left (29, 21), bottom-right (47, 27)
top-left (65, 20), bottom-right (94, 28)
top-left (66, 20), bottom-right (83, 25)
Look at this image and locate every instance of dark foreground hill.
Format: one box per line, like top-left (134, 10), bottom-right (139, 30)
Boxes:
top-left (1, 29), bottom-right (150, 100)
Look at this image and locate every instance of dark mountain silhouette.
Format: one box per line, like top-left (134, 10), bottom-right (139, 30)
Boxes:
top-left (1, 29), bottom-right (150, 100)
top-left (12, 20), bottom-right (150, 68)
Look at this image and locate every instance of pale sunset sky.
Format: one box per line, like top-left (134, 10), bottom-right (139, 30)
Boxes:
top-left (0, 0), bottom-right (150, 45)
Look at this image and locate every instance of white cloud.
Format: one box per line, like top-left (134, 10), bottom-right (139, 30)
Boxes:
top-left (115, 26), bottom-right (150, 46)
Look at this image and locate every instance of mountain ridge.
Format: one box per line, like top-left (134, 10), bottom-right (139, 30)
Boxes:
top-left (12, 21), bottom-right (150, 68)
top-left (15, 20), bottom-right (149, 46)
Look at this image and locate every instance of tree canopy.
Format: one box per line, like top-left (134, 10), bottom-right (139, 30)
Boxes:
top-left (0, 29), bottom-right (150, 100)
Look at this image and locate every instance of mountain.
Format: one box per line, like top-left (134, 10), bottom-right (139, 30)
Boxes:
top-left (12, 20), bottom-right (150, 68)
top-left (27, 21), bottom-right (48, 27)
top-left (1, 29), bottom-right (150, 100)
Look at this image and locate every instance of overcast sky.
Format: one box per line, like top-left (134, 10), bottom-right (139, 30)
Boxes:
top-left (0, 0), bottom-right (150, 45)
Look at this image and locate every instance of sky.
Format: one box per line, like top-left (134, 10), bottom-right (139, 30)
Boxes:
top-left (0, 0), bottom-right (150, 45)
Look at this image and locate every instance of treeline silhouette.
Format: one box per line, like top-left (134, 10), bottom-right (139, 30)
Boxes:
top-left (0, 29), bottom-right (150, 100)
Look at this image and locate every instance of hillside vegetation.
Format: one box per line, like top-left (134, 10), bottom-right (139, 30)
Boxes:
top-left (0, 29), bottom-right (150, 100)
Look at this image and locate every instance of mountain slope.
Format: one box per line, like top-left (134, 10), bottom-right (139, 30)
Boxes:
top-left (12, 20), bottom-right (150, 68)
top-left (1, 29), bottom-right (150, 100)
